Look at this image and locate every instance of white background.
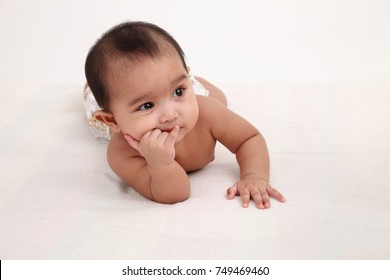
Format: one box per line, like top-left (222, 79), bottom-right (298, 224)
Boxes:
top-left (2, 260), bottom-right (390, 279)
top-left (0, 0), bottom-right (389, 85)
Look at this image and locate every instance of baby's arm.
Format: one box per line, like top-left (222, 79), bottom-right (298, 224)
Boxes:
top-left (108, 126), bottom-right (190, 204)
top-left (201, 97), bottom-right (285, 209)
top-left (227, 132), bottom-right (285, 208)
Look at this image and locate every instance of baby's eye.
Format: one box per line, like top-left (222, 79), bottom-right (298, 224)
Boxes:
top-left (138, 102), bottom-right (154, 110)
top-left (173, 87), bottom-right (184, 98)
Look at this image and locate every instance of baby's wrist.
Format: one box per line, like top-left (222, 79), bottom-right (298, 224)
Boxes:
top-left (147, 160), bottom-right (177, 174)
top-left (240, 174), bottom-right (269, 183)
top-left (143, 153), bottom-right (174, 167)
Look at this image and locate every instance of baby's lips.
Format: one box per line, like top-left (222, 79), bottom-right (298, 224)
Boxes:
top-left (162, 125), bottom-right (180, 133)
top-left (162, 128), bottom-right (174, 133)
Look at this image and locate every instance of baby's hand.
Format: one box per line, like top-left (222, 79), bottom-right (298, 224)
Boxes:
top-left (124, 126), bottom-right (179, 168)
top-left (226, 179), bottom-right (285, 209)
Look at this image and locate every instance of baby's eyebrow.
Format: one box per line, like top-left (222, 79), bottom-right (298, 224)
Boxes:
top-left (171, 73), bottom-right (189, 86)
top-left (127, 94), bottom-right (149, 107)
top-left (127, 73), bottom-right (189, 107)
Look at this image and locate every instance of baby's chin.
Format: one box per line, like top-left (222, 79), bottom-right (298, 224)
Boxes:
top-left (174, 128), bottom-right (188, 144)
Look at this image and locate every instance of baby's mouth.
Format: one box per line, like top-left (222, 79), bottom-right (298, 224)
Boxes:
top-left (161, 126), bottom-right (181, 133)
top-left (161, 127), bottom-right (174, 133)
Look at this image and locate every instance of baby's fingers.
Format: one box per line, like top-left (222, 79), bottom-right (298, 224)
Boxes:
top-left (124, 134), bottom-right (140, 151)
top-left (165, 126), bottom-right (180, 147)
top-left (240, 188), bottom-right (251, 208)
top-left (227, 184), bottom-right (250, 207)
top-left (251, 188), bottom-right (272, 209)
top-left (267, 185), bottom-right (286, 203)
top-left (226, 184), bottom-right (238, 200)
top-left (250, 189), bottom-right (265, 209)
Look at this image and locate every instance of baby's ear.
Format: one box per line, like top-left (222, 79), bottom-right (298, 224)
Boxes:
top-left (93, 110), bottom-right (120, 133)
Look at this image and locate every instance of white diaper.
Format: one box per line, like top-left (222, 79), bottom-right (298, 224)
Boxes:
top-left (83, 75), bottom-right (209, 143)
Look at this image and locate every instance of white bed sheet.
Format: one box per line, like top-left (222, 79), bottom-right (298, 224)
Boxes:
top-left (0, 82), bottom-right (389, 259)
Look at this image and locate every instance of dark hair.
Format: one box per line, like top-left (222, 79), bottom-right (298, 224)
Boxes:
top-left (85, 21), bottom-right (187, 110)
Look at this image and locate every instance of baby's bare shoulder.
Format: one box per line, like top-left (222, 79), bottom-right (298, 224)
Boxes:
top-left (196, 95), bottom-right (228, 119)
top-left (196, 95), bottom-right (238, 131)
top-left (196, 94), bottom-right (259, 147)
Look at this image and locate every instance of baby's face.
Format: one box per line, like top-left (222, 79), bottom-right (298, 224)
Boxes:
top-left (108, 53), bottom-right (199, 143)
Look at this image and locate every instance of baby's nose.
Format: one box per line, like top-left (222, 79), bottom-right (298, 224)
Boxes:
top-left (159, 107), bottom-right (178, 123)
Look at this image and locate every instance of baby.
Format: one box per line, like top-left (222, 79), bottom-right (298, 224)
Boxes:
top-left (84, 21), bottom-right (285, 209)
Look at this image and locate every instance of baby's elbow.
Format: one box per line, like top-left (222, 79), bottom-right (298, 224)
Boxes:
top-left (166, 192), bottom-right (190, 205)
top-left (168, 196), bottom-right (190, 205)
top-left (155, 190), bottom-right (190, 205)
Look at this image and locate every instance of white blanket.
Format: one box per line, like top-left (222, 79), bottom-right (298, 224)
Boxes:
top-left (0, 82), bottom-right (389, 259)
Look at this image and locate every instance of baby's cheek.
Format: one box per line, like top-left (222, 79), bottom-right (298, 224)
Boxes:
top-left (126, 128), bottom-right (152, 141)
top-left (120, 116), bottom-right (157, 141)
top-left (119, 126), bottom-right (140, 141)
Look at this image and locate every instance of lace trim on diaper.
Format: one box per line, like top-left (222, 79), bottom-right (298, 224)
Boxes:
top-left (83, 86), bottom-right (110, 143)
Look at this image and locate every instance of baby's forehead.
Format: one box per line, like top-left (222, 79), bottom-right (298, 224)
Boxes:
top-left (111, 43), bottom-right (181, 70)
top-left (109, 50), bottom-right (184, 80)
top-left (106, 52), bottom-right (187, 98)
